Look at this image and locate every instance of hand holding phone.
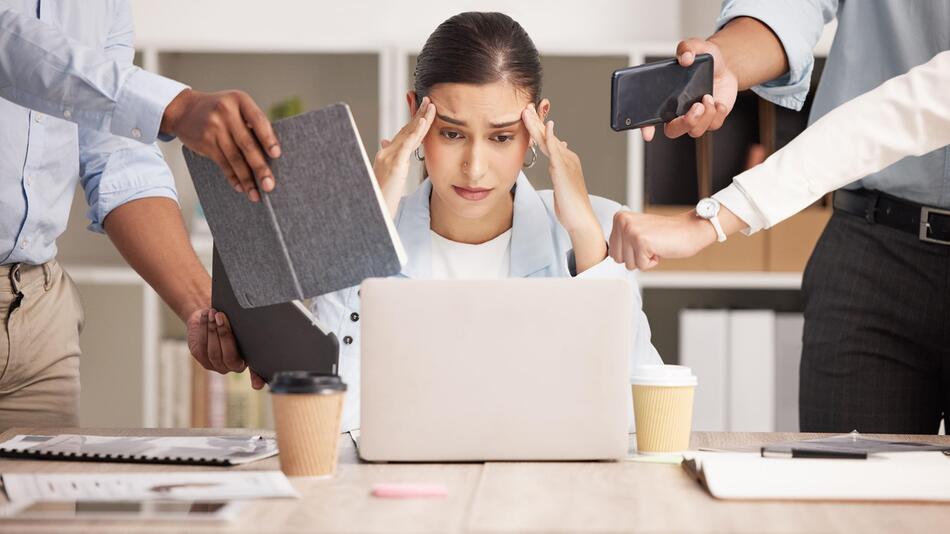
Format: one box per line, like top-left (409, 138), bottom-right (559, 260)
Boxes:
top-left (611, 53), bottom-right (714, 132)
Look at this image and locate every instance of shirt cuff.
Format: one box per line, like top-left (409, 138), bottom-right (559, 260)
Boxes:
top-left (717, 5), bottom-right (820, 111)
top-left (111, 68), bottom-right (188, 144)
top-left (574, 254), bottom-right (633, 280)
top-left (713, 183), bottom-right (769, 235)
top-left (89, 185), bottom-right (179, 234)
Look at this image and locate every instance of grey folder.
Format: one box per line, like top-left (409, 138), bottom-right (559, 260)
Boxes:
top-left (185, 103), bottom-right (406, 308)
top-left (211, 247), bottom-right (338, 383)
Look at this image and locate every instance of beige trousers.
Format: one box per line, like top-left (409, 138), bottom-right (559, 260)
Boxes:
top-left (0, 261), bottom-right (83, 431)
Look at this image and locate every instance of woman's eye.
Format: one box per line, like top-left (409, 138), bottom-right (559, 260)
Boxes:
top-left (440, 130), bottom-right (463, 140)
top-left (492, 135), bottom-right (514, 143)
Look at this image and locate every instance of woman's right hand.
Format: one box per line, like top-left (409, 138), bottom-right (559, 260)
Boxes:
top-left (373, 96), bottom-right (436, 217)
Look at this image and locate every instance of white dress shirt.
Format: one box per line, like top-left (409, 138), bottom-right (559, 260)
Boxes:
top-left (713, 50), bottom-right (950, 234)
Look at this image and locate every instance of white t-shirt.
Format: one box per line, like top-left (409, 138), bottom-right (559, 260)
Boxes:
top-left (430, 229), bottom-right (512, 279)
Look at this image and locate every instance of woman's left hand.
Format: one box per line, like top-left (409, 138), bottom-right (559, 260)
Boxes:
top-left (522, 104), bottom-right (606, 272)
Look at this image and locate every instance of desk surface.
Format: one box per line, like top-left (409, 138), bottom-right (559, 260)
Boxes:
top-left (0, 428), bottom-right (947, 533)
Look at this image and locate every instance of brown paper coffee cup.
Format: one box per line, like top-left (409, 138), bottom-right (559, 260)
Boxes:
top-left (630, 365), bottom-right (697, 454)
top-left (270, 372), bottom-right (347, 477)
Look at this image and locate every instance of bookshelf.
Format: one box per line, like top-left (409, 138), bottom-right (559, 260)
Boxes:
top-left (638, 271), bottom-right (803, 290)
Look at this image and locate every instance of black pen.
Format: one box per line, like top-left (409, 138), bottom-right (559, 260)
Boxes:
top-left (760, 448), bottom-right (868, 460)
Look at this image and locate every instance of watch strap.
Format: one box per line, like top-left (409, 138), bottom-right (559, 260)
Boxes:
top-left (709, 215), bottom-right (727, 243)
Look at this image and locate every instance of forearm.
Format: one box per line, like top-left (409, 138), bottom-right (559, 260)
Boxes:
top-left (570, 226), bottom-right (608, 275)
top-left (708, 17), bottom-right (789, 91)
top-left (719, 50), bottom-right (950, 232)
top-left (381, 179), bottom-right (405, 221)
top-left (103, 197), bottom-right (210, 322)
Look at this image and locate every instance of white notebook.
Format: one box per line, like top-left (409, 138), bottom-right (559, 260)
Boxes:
top-left (684, 451), bottom-right (950, 502)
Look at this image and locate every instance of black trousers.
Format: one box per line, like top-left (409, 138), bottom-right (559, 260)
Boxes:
top-left (800, 210), bottom-right (950, 433)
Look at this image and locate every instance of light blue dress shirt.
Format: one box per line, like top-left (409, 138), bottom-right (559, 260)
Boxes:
top-left (0, 0), bottom-right (187, 265)
top-left (313, 173), bottom-right (664, 432)
top-left (718, 0), bottom-right (950, 207)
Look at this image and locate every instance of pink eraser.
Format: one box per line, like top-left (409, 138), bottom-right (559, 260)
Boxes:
top-left (371, 483), bottom-right (448, 499)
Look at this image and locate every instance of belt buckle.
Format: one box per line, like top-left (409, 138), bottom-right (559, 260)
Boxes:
top-left (919, 206), bottom-right (950, 245)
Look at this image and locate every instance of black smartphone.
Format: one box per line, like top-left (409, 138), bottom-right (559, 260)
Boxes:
top-left (610, 53), bottom-right (713, 131)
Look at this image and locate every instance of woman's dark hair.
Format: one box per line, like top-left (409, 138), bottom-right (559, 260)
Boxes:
top-left (414, 12), bottom-right (542, 104)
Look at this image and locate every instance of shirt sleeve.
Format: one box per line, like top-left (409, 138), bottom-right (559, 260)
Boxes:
top-left (78, 0), bottom-right (178, 233)
top-left (576, 257), bottom-right (665, 373)
top-left (712, 182), bottom-right (768, 235)
top-left (723, 50), bottom-right (950, 231)
top-left (0, 0), bottom-right (187, 144)
top-left (717, 0), bottom-right (837, 110)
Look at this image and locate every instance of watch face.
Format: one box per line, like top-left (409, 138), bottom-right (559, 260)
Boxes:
top-left (696, 199), bottom-right (719, 218)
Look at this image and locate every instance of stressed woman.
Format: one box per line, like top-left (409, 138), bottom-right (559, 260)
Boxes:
top-left (313, 12), bottom-right (663, 432)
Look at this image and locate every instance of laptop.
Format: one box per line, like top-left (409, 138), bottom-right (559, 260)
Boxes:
top-left (357, 278), bottom-right (632, 462)
top-left (211, 247), bottom-right (339, 383)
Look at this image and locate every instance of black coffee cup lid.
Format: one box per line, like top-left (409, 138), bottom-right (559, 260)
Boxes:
top-left (269, 371), bottom-right (347, 395)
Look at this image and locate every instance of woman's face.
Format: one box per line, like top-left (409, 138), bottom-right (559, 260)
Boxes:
top-left (410, 82), bottom-right (549, 222)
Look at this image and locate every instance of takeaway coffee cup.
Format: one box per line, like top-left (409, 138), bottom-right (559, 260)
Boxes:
top-left (630, 364), bottom-right (697, 454)
top-left (270, 371), bottom-right (347, 477)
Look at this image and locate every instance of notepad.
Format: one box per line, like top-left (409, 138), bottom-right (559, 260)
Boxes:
top-left (0, 434), bottom-right (278, 466)
top-left (683, 451), bottom-right (950, 502)
top-left (185, 103), bottom-right (407, 308)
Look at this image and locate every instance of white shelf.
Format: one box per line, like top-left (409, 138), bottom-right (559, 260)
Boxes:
top-left (64, 265), bottom-right (146, 285)
top-left (638, 271), bottom-right (803, 290)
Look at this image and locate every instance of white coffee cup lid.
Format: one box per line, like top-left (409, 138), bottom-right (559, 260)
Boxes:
top-left (630, 364), bottom-right (697, 387)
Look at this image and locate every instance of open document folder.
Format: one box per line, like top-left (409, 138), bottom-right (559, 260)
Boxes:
top-left (0, 434), bottom-right (277, 466)
top-left (1, 472), bottom-right (298, 503)
top-left (682, 450), bottom-right (950, 502)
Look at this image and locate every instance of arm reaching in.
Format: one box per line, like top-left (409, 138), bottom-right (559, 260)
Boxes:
top-left (612, 50), bottom-right (950, 270)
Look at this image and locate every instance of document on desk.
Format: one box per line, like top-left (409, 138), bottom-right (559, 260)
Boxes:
top-left (1, 471), bottom-right (299, 502)
top-left (0, 434), bottom-right (278, 466)
top-left (683, 451), bottom-right (950, 502)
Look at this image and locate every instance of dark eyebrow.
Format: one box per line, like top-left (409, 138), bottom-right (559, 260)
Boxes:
top-left (489, 119), bottom-right (521, 129)
top-left (436, 113), bottom-right (466, 126)
top-left (436, 113), bottom-right (521, 129)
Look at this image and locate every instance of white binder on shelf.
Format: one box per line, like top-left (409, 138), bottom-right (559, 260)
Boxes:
top-left (774, 314), bottom-right (804, 432)
top-left (728, 310), bottom-right (776, 432)
top-left (679, 309), bottom-right (730, 432)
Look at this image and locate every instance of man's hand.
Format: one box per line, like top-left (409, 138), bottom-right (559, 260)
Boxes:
top-left (161, 89), bottom-right (281, 203)
top-left (641, 38), bottom-right (738, 142)
top-left (640, 17), bottom-right (789, 142)
top-left (609, 210), bottom-right (719, 270)
top-left (186, 308), bottom-right (266, 390)
top-left (187, 308), bottom-right (245, 374)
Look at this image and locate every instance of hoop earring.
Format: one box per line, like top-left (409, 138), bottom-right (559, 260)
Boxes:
top-left (414, 146), bottom-right (425, 161)
top-left (523, 144), bottom-right (538, 169)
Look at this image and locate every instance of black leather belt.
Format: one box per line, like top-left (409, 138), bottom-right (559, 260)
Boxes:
top-left (833, 188), bottom-right (950, 245)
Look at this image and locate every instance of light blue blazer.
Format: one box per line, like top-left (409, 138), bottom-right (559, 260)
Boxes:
top-left (312, 173), bottom-right (663, 431)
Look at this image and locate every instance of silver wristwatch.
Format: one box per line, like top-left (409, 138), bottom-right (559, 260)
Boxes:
top-left (696, 198), bottom-right (727, 243)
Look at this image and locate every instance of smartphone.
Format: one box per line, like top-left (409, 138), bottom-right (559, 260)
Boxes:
top-left (610, 53), bottom-right (713, 131)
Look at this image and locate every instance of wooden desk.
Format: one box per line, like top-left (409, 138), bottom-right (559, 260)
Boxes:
top-left (0, 428), bottom-right (947, 533)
